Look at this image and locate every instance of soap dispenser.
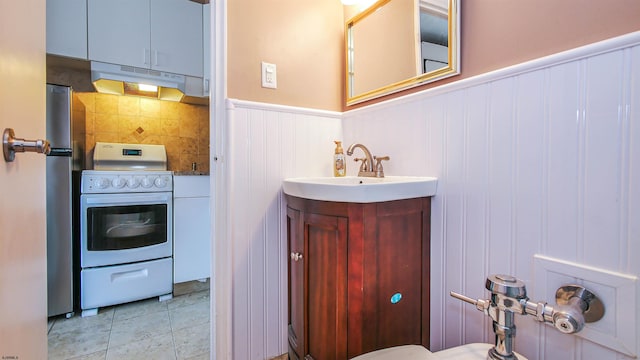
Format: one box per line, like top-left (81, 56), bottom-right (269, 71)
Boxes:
top-left (333, 141), bottom-right (346, 177)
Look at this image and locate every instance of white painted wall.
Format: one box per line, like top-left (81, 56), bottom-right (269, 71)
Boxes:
top-left (224, 32), bottom-right (640, 359)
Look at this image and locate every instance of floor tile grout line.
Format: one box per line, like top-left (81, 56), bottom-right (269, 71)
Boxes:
top-left (48, 286), bottom-right (210, 360)
top-left (168, 304), bottom-right (179, 360)
top-left (105, 305), bottom-right (115, 359)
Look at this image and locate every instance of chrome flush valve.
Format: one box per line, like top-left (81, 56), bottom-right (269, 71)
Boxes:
top-left (450, 274), bottom-right (605, 360)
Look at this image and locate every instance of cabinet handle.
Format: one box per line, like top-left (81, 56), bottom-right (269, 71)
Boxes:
top-left (144, 48), bottom-right (150, 66)
top-left (290, 252), bottom-right (303, 262)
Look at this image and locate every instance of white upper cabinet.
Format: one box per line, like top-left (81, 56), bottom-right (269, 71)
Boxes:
top-left (47, 0), bottom-right (88, 59)
top-left (203, 3), bottom-right (211, 95)
top-left (88, 0), bottom-right (203, 78)
top-left (151, 0), bottom-right (203, 77)
top-left (88, 0), bottom-right (148, 69)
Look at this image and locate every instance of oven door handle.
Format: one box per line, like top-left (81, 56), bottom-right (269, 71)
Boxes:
top-left (111, 268), bottom-right (149, 282)
top-left (105, 218), bottom-right (152, 235)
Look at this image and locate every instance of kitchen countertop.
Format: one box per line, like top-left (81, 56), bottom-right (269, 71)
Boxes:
top-left (173, 171), bottom-right (210, 176)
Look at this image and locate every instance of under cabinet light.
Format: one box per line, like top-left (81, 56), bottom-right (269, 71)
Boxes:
top-left (138, 84), bottom-right (158, 92)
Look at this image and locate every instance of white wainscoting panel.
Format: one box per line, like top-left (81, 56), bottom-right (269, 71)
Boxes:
top-left (226, 99), bottom-right (341, 359)
top-left (343, 33), bottom-right (640, 360)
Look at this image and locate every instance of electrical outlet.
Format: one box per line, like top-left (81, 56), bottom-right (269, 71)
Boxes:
top-left (261, 62), bottom-right (277, 89)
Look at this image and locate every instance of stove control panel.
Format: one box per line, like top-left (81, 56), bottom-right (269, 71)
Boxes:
top-left (81, 171), bottom-right (173, 193)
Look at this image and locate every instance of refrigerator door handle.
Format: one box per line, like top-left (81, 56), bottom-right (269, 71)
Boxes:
top-left (48, 148), bottom-right (73, 157)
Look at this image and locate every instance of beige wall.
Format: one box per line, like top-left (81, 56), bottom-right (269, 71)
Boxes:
top-left (73, 93), bottom-right (210, 173)
top-left (462, 0), bottom-right (640, 77)
top-left (351, 0), bottom-right (640, 108)
top-left (227, 0), bottom-right (344, 111)
top-left (227, 0), bottom-right (640, 111)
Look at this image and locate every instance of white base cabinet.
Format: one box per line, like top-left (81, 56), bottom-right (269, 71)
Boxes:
top-left (173, 176), bottom-right (211, 283)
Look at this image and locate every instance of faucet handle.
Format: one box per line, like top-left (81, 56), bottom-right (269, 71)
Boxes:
top-left (373, 156), bottom-right (389, 177)
top-left (354, 157), bottom-right (368, 172)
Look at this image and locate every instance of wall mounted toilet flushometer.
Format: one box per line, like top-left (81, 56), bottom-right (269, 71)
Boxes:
top-left (451, 274), bottom-right (605, 360)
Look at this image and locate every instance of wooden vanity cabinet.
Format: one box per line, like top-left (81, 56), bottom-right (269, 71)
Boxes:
top-left (286, 195), bottom-right (431, 360)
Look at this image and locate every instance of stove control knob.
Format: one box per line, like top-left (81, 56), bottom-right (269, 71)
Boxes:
top-left (127, 176), bottom-right (141, 189)
top-left (154, 176), bottom-right (168, 188)
top-left (112, 177), bottom-right (126, 188)
top-left (95, 177), bottom-right (111, 189)
top-left (141, 176), bottom-right (155, 188)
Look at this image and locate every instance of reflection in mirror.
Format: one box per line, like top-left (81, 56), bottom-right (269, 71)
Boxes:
top-left (420, 1), bottom-right (449, 73)
top-left (346, 0), bottom-right (459, 105)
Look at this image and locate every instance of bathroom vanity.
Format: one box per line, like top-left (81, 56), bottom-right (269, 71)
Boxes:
top-left (286, 195), bottom-right (431, 360)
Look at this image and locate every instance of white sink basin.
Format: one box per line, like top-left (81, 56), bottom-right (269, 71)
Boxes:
top-left (282, 176), bottom-right (437, 203)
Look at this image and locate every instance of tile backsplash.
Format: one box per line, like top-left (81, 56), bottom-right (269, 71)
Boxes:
top-left (72, 92), bottom-right (210, 173)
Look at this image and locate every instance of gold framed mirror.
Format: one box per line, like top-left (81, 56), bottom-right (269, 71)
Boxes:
top-left (345, 0), bottom-right (459, 105)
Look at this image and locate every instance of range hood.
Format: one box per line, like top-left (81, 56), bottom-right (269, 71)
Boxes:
top-left (90, 61), bottom-right (207, 103)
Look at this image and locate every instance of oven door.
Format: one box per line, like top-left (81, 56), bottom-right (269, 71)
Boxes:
top-left (80, 192), bottom-right (172, 268)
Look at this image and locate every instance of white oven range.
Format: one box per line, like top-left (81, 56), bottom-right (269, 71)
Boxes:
top-left (79, 142), bottom-right (173, 317)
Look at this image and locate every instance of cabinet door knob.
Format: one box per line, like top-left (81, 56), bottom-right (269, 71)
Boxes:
top-left (290, 252), bottom-right (303, 262)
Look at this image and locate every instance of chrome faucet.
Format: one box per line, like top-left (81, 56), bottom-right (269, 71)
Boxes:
top-left (346, 143), bottom-right (389, 177)
top-left (451, 274), bottom-right (604, 360)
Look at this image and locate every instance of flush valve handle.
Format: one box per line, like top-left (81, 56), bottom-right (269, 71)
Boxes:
top-left (450, 291), bottom-right (490, 314)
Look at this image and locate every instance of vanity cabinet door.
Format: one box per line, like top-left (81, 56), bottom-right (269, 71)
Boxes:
top-left (287, 201), bottom-right (349, 360)
top-left (304, 212), bottom-right (348, 360)
top-left (353, 198), bottom-right (431, 355)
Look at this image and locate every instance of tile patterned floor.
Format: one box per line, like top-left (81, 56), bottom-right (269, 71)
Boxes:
top-left (48, 283), bottom-right (210, 360)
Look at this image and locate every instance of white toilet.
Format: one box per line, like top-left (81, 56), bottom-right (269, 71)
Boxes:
top-left (350, 343), bottom-right (528, 360)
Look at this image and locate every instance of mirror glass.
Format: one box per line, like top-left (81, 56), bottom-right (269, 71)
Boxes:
top-left (346, 0), bottom-right (459, 105)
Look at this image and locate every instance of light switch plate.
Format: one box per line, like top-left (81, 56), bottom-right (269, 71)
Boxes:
top-left (533, 254), bottom-right (638, 357)
top-left (261, 61), bottom-right (277, 89)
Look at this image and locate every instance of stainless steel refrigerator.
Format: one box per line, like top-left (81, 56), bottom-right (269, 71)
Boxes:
top-left (46, 84), bottom-right (84, 317)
